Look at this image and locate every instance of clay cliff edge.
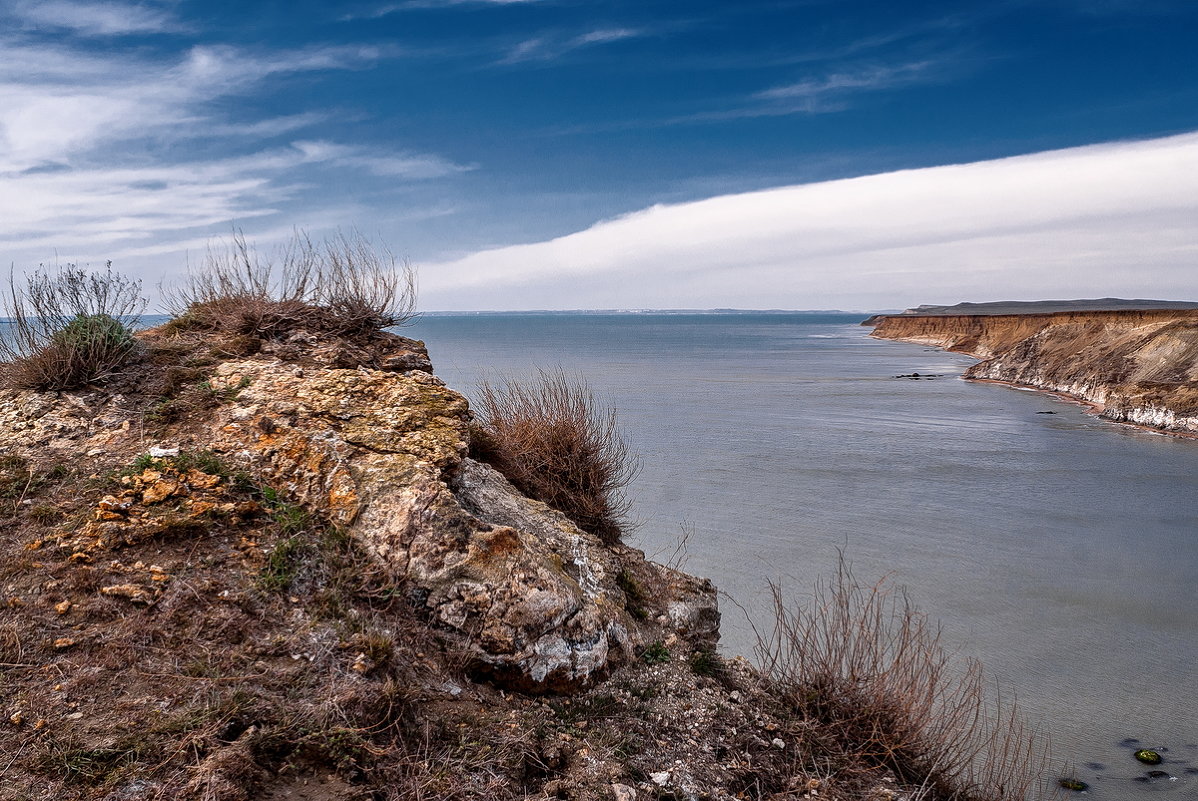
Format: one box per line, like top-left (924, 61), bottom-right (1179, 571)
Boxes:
top-left (867, 308), bottom-right (1198, 434)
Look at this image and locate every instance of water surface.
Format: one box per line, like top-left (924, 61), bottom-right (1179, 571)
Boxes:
top-left (405, 312), bottom-right (1198, 796)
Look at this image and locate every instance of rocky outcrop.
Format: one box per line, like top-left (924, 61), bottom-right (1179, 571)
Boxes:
top-left (0, 329), bottom-right (718, 694)
top-left (868, 309), bottom-right (1198, 434)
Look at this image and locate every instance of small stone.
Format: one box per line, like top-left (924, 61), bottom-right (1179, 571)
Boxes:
top-left (66, 711), bottom-right (83, 720)
top-left (54, 600), bottom-right (72, 616)
top-left (772, 738), bottom-right (786, 750)
top-left (100, 584), bottom-right (154, 604)
top-left (611, 783), bottom-right (636, 801)
top-left (149, 446), bottom-right (178, 458)
top-left (729, 690), bottom-right (742, 703)
top-left (649, 771), bottom-right (670, 786)
top-left (9, 712), bottom-right (23, 726)
top-left (53, 638), bottom-right (76, 650)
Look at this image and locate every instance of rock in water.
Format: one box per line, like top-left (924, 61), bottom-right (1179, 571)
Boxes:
top-left (1135, 749), bottom-right (1163, 765)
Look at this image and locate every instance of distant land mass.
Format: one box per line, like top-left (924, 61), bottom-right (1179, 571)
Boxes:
top-left (899, 298), bottom-right (1198, 315)
top-left (421, 308), bottom-right (871, 316)
top-left (868, 303), bottom-right (1198, 436)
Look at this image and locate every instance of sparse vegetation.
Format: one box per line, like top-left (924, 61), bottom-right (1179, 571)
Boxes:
top-left (753, 556), bottom-right (1049, 801)
top-left (164, 230), bottom-right (417, 339)
top-left (0, 262), bottom-right (145, 390)
top-left (472, 368), bottom-right (638, 544)
top-left (641, 641), bottom-right (670, 665)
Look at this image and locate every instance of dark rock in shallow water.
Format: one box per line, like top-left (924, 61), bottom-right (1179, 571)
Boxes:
top-left (1122, 738), bottom-right (1143, 747)
top-left (1135, 749), bottom-right (1164, 765)
top-left (1036, 411), bottom-right (1057, 414)
top-left (1057, 778), bottom-right (1089, 791)
top-left (1085, 762), bottom-right (1106, 770)
top-left (1145, 770), bottom-right (1170, 778)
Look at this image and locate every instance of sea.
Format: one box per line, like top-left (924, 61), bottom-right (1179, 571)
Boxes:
top-left (403, 312), bottom-right (1198, 798)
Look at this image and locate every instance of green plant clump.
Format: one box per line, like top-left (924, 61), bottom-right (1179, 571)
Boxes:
top-left (51, 312), bottom-right (134, 354)
top-left (641, 641), bottom-right (670, 665)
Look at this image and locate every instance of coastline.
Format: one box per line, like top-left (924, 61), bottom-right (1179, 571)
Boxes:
top-left (865, 308), bottom-right (1198, 439)
top-left (964, 375), bottom-right (1198, 440)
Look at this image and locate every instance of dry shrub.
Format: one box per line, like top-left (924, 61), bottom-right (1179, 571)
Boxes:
top-left (755, 557), bottom-right (1050, 801)
top-left (0, 262), bottom-right (145, 390)
top-left (473, 369), bottom-right (638, 544)
top-left (166, 230), bottom-right (416, 338)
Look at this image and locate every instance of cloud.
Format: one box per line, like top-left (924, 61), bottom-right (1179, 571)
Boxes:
top-left (0, 41), bottom-right (391, 173)
top-left (291, 140), bottom-right (474, 178)
top-left (7, 0), bottom-right (181, 36)
top-left (500, 28), bottom-right (642, 64)
top-left (420, 132), bottom-right (1198, 310)
top-left (754, 60), bottom-right (938, 108)
top-left (343, 0), bottom-right (546, 19)
top-left (0, 34), bottom-right (467, 290)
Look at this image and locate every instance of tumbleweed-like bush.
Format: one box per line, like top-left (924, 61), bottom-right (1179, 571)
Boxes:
top-left (0, 262), bottom-right (145, 390)
top-left (754, 557), bottom-right (1050, 801)
top-left (165, 230), bottom-right (417, 338)
top-left (472, 368), bottom-right (638, 545)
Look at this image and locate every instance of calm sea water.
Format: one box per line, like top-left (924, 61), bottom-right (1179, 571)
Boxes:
top-left (404, 312), bottom-right (1198, 797)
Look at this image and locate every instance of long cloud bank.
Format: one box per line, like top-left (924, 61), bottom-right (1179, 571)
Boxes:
top-left (421, 131), bottom-right (1198, 310)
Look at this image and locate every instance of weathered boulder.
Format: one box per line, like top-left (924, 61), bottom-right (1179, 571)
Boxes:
top-left (203, 358), bottom-right (716, 691)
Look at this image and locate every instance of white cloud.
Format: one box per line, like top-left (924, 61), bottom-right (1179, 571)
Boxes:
top-left (755, 60), bottom-right (937, 106)
top-left (0, 41), bottom-right (389, 172)
top-left (500, 27), bottom-right (643, 64)
top-left (420, 131), bottom-right (1198, 310)
top-left (9, 0), bottom-right (181, 36)
top-left (291, 140), bottom-right (474, 178)
top-left (344, 0), bottom-right (545, 19)
top-left (0, 35), bottom-right (468, 293)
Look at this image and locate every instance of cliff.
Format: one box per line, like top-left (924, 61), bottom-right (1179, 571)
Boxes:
top-left (868, 309), bottom-right (1198, 434)
top-left (0, 320), bottom-right (754, 800)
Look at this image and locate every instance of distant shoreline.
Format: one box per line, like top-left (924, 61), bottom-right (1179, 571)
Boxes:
top-left (418, 308), bottom-right (883, 317)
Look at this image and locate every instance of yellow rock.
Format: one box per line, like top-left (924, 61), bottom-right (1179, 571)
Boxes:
top-left (100, 584), bottom-right (154, 604)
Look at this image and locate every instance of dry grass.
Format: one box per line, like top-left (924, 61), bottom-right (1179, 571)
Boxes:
top-left (164, 230), bottom-right (417, 338)
top-left (754, 556), bottom-right (1050, 801)
top-left (472, 368), bottom-right (638, 544)
top-left (0, 262), bottom-right (145, 390)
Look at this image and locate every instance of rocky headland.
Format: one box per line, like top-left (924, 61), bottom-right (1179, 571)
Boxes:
top-left (3, 311), bottom-right (1014, 801)
top-left (866, 306), bottom-right (1198, 434)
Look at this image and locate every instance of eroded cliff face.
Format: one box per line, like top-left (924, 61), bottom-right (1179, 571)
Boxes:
top-left (869, 310), bottom-right (1198, 434)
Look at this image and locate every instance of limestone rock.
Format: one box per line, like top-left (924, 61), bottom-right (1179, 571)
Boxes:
top-left (206, 358), bottom-right (711, 691)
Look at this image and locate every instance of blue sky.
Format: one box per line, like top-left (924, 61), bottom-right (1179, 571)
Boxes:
top-left (2, 0), bottom-right (1196, 310)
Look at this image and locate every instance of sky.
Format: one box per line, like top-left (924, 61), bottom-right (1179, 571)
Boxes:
top-left (1, 0), bottom-right (1196, 311)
